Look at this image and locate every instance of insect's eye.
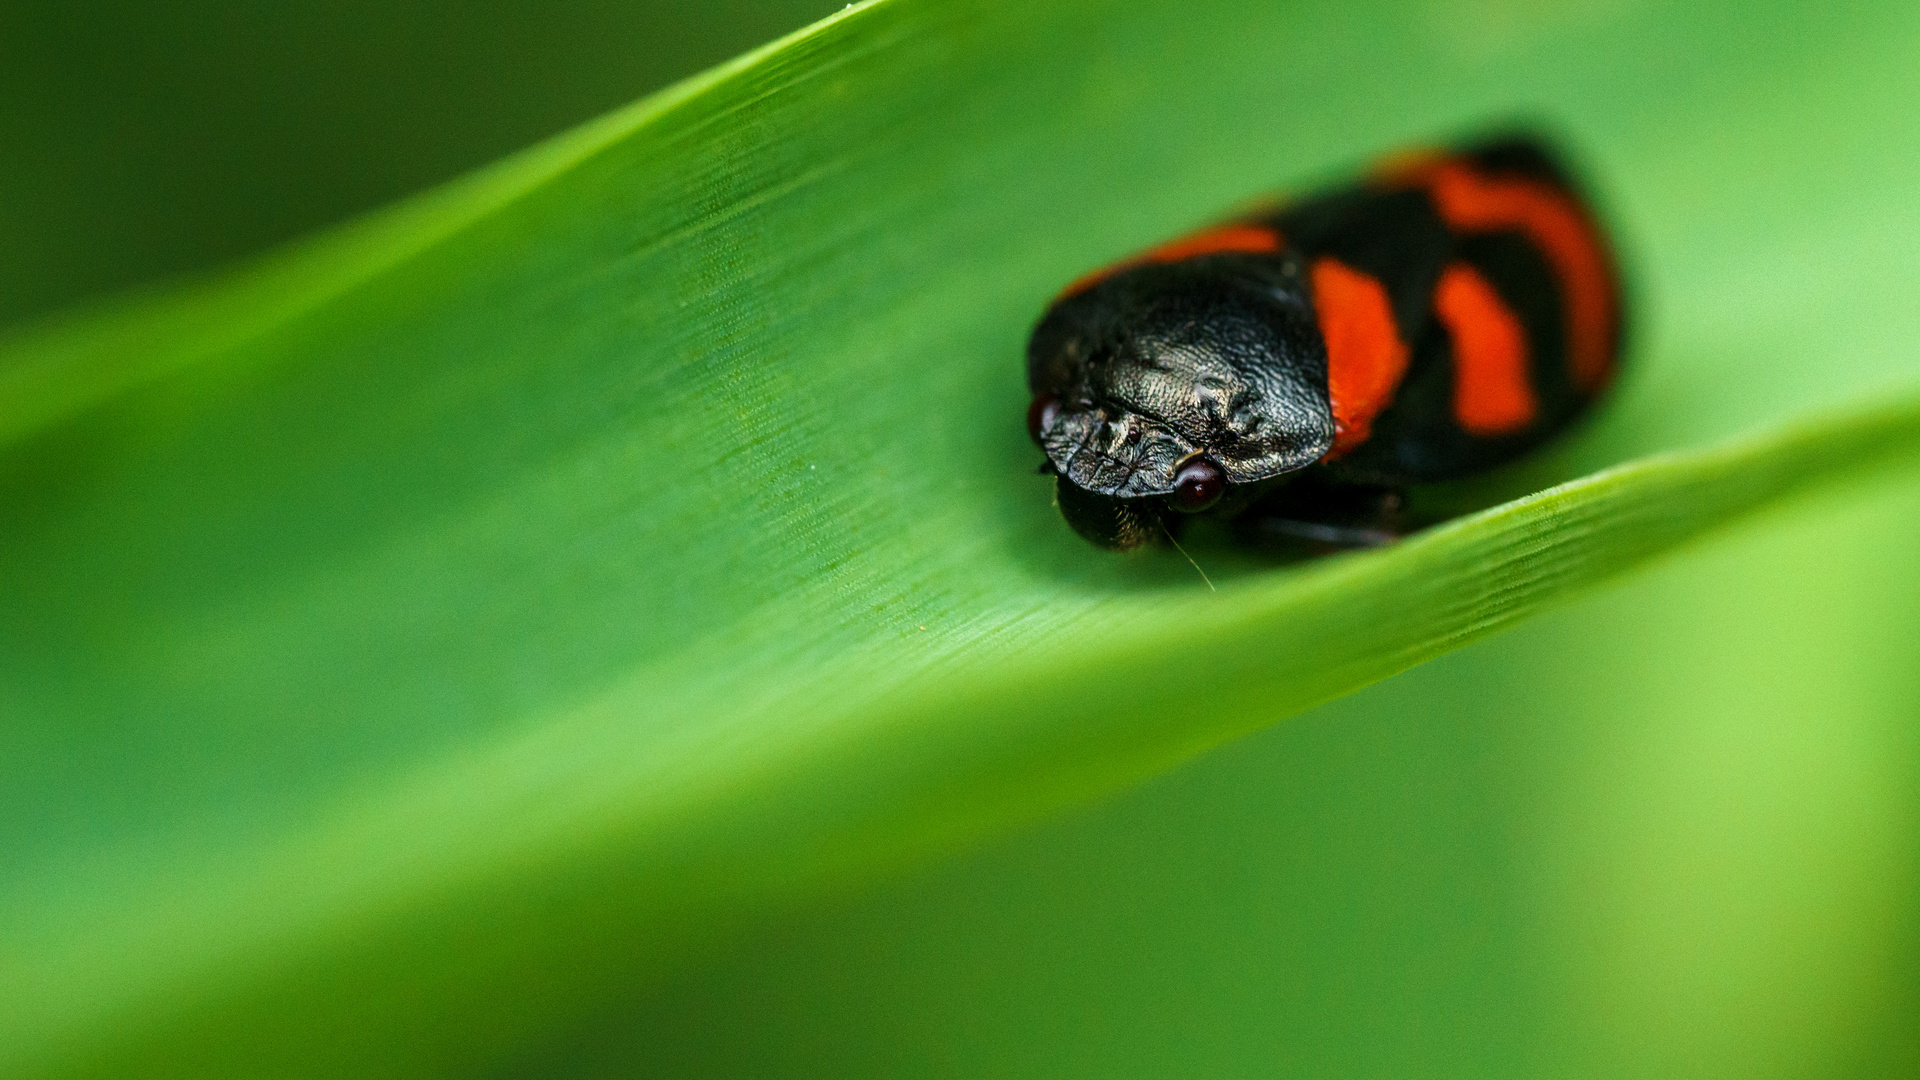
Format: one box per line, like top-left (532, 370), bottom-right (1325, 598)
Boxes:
top-left (1027, 393), bottom-right (1061, 444)
top-left (1172, 458), bottom-right (1225, 513)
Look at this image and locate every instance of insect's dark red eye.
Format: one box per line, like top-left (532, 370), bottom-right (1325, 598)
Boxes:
top-left (1172, 458), bottom-right (1225, 513)
top-left (1026, 393), bottom-right (1061, 444)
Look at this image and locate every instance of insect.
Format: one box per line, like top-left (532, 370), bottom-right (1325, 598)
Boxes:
top-left (1026, 135), bottom-right (1624, 551)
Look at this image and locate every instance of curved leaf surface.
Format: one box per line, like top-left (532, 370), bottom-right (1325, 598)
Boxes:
top-left (6, 0), bottom-right (1920, 1075)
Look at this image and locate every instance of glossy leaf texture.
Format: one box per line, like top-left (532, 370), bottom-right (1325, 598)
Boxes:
top-left (6, 0), bottom-right (1920, 1076)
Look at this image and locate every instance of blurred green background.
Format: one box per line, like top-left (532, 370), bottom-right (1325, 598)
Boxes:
top-left (0, 0), bottom-right (835, 330)
top-left (6, 1), bottom-right (1919, 1077)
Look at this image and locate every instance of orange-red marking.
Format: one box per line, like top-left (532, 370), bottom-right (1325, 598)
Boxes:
top-left (1434, 261), bottom-right (1535, 435)
top-left (1311, 256), bottom-right (1410, 457)
top-left (1059, 222), bottom-right (1283, 299)
top-left (1395, 158), bottom-right (1617, 392)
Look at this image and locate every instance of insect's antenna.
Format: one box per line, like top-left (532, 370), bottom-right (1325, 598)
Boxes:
top-left (1162, 523), bottom-right (1216, 592)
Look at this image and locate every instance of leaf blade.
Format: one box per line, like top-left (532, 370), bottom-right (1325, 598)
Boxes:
top-left (7, 0), bottom-right (1920, 1075)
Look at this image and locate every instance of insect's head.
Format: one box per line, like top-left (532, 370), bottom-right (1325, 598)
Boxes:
top-left (1026, 256), bottom-right (1335, 550)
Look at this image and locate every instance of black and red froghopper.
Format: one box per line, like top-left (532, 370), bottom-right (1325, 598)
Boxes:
top-left (1026, 135), bottom-right (1625, 550)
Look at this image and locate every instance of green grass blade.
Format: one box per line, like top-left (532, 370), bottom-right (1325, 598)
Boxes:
top-left (6, 0), bottom-right (1920, 1075)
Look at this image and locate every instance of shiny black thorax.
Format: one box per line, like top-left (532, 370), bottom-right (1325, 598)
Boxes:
top-left (1029, 256), bottom-right (1333, 489)
top-left (1028, 256), bottom-right (1331, 549)
top-left (1025, 137), bottom-right (1619, 551)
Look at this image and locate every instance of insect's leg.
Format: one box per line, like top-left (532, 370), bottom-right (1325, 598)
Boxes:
top-left (1232, 475), bottom-right (1408, 550)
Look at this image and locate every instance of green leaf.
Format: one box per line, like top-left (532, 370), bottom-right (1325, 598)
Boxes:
top-left (0, 0), bottom-right (838, 328)
top-left (6, 0), bottom-right (1920, 1076)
